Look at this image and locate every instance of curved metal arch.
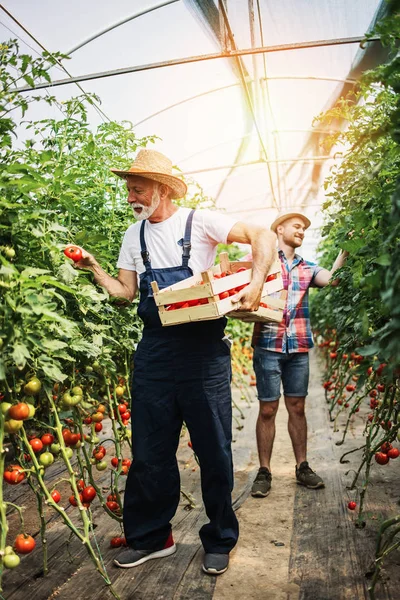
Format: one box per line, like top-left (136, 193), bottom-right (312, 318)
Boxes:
top-left (133, 75), bottom-right (356, 128)
top-left (65, 0), bottom-right (181, 55)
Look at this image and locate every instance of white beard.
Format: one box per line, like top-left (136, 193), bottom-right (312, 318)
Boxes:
top-left (131, 188), bottom-right (161, 221)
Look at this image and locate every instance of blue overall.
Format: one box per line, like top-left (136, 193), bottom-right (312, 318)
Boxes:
top-left (123, 210), bottom-right (239, 554)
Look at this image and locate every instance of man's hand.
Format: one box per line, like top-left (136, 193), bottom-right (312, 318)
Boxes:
top-left (230, 282), bottom-right (262, 312)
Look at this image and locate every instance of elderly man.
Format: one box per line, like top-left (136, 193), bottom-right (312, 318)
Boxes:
top-left (69, 149), bottom-right (276, 575)
top-left (251, 212), bottom-right (348, 497)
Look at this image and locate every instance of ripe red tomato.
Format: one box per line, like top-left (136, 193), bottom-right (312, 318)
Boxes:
top-left (377, 384), bottom-right (385, 393)
top-left (111, 457), bottom-right (119, 468)
top-left (346, 385), bottom-right (356, 392)
top-left (8, 402), bottom-right (30, 420)
top-left (29, 438), bottom-right (44, 453)
top-left (77, 479), bottom-right (85, 492)
top-left (106, 501), bottom-right (120, 512)
top-left (93, 445), bottom-right (106, 460)
top-left (369, 389), bottom-right (378, 398)
top-left (14, 534), bottom-right (36, 554)
top-left (118, 404), bottom-right (127, 415)
top-left (388, 448), bottom-right (400, 459)
top-left (110, 537), bottom-right (123, 548)
top-left (219, 291), bottom-right (230, 300)
top-left (236, 267), bottom-right (247, 273)
top-left (3, 465), bottom-right (25, 485)
top-left (347, 501), bottom-right (357, 511)
top-left (82, 486), bottom-right (97, 503)
top-left (375, 452), bottom-right (390, 465)
top-left (265, 273), bottom-right (277, 282)
top-left (381, 442), bottom-right (393, 454)
top-left (94, 422), bottom-right (103, 432)
top-left (63, 246), bottom-right (82, 262)
top-left (330, 352), bottom-right (338, 360)
top-left (41, 433), bottom-right (55, 446)
top-left (51, 490), bottom-right (61, 503)
top-left (107, 493), bottom-right (117, 502)
top-left (69, 494), bottom-right (83, 507)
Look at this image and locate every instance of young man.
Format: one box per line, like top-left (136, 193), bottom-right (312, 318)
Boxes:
top-left (251, 212), bottom-right (348, 497)
top-left (68, 149), bottom-right (277, 575)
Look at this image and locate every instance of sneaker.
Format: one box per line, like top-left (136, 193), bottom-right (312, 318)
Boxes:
top-left (295, 461), bottom-right (325, 489)
top-left (113, 531), bottom-right (176, 568)
top-left (202, 553), bottom-right (229, 575)
top-left (251, 467), bottom-right (272, 497)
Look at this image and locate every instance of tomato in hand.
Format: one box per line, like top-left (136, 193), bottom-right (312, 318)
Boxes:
top-left (64, 246), bottom-right (83, 262)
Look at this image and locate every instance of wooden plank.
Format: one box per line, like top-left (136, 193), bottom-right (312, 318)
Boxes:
top-left (288, 351), bottom-right (393, 600)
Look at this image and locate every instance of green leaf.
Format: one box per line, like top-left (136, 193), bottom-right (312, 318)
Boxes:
top-left (12, 342), bottom-right (31, 367)
top-left (373, 254), bottom-right (391, 266)
top-left (356, 343), bottom-right (380, 356)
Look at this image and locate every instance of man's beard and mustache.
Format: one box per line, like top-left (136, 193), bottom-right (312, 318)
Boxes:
top-left (283, 233), bottom-right (304, 248)
top-left (131, 187), bottom-right (161, 221)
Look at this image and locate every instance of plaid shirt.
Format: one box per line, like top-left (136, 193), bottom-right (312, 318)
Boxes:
top-left (252, 250), bottom-right (322, 353)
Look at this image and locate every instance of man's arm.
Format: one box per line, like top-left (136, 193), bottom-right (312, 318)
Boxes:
top-left (313, 250), bottom-right (349, 288)
top-left (227, 223), bottom-right (277, 311)
top-left (65, 245), bottom-right (138, 301)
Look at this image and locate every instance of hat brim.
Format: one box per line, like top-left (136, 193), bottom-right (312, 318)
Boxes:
top-left (110, 168), bottom-right (187, 199)
top-left (271, 212), bottom-right (311, 232)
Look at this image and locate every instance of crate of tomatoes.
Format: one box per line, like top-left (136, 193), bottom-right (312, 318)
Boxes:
top-left (152, 252), bottom-right (286, 326)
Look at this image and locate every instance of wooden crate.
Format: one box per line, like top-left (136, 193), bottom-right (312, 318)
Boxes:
top-left (151, 252), bottom-right (286, 326)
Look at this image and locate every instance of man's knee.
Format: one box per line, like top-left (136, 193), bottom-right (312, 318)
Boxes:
top-left (285, 396), bottom-right (306, 418)
top-left (259, 401), bottom-right (279, 421)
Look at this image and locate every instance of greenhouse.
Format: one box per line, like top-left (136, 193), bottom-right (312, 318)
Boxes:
top-left (1, 1), bottom-right (399, 599)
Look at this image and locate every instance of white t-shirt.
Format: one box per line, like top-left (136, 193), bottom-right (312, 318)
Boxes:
top-left (117, 207), bottom-right (238, 275)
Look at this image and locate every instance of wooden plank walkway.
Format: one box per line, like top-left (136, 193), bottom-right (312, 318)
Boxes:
top-left (289, 351), bottom-right (398, 600)
top-left (2, 386), bottom-right (257, 600)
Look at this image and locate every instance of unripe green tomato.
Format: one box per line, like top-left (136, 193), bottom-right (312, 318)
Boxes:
top-left (397, 432), bottom-right (400, 442)
top-left (81, 401), bottom-right (93, 410)
top-left (4, 247), bottom-right (15, 259)
top-left (4, 546), bottom-right (14, 555)
top-left (14, 385), bottom-right (21, 393)
top-left (50, 443), bottom-right (61, 454)
top-left (3, 553), bottom-right (20, 569)
top-left (24, 377), bottom-right (41, 396)
top-left (71, 440), bottom-right (81, 449)
top-left (92, 435), bottom-right (100, 444)
top-left (0, 402), bottom-right (11, 416)
top-left (71, 386), bottom-right (83, 397)
top-left (62, 392), bottom-right (81, 407)
top-left (39, 452), bottom-right (55, 468)
top-left (85, 365), bottom-right (93, 373)
top-left (24, 396), bottom-right (36, 405)
top-left (27, 404), bottom-right (36, 419)
top-left (0, 338), bottom-right (3, 350)
top-left (90, 457), bottom-right (96, 465)
top-left (96, 460), bottom-right (107, 471)
top-left (64, 447), bottom-right (73, 459)
top-left (4, 419), bottom-right (23, 434)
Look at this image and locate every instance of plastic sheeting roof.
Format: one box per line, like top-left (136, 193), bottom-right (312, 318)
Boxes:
top-left (0, 0), bottom-right (388, 258)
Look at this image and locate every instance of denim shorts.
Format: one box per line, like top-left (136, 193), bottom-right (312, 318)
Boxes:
top-left (253, 347), bottom-right (310, 402)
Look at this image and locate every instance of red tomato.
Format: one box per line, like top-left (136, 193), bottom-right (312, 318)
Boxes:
top-left (3, 465), bottom-right (25, 485)
top-left (388, 448), bottom-right (400, 459)
top-left (118, 404), bottom-right (127, 415)
top-left (346, 385), bottom-right (356, 392)
top-left (77, 479), bottom-right (85, 492)
top-left (41, 433), bottom-right (55, 446)
top-left (82, 486), bottom-right (97, 503)
top-left (181, 302), bottom-right (189, 309)
top-left (374, 452), bottom-right (390, 465)
top-left (377, 384), bottom-right (385, 393)
top-left (94, 422), bottom-right (103, 432)
top-left (83, 416), bottom-right (92, 425)
top-left (8, 403), bottom-right (30, 420)
top-left (93, 445), bottom-right (106, 460)
top-left (330, 352), bottom-right (338, 360)
top-left (198, 298), bottom-right (208, 305)
top-left (219, 291), bottom-right (229, 300)
top-left (347, 501), bottom-right (357, 511)
top-left (106, 501), bottom-right (120, 512)
top-left (51, 490), bottom-right (61, 503)
top-left (107, 493), bottom-right (117, 502)
top-left (111, 457), bottom-right (119, 468)
top-left (29, 438), bottom-right (43, 453)
top-left (369, 389), bottom-right (378, 398)
top-left (381, 442), bottom-right (393, 454)
top-left (110, 537), bottom-right (123, 548)
top-left (236, 267), bottom-right (247, 273)
top-left (14, 534), bottom-right (35, 554)
top-left (265, 273), bottom-right (277, 282)
top-left (63, 246), bottom-right (82, 262)
top-left (69, 494), bottom-right (83, 506)
top-left (188, 299), bottom-right (200, 307)
top-left (122, 459), bottom-right (131, 467)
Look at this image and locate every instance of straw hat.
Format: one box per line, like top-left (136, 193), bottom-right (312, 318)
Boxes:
top-left (270, 211), bottom-right (311, 232)
top-left (111, 149), bottom-right (187, 199)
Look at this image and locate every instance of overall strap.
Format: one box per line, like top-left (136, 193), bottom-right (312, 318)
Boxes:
top-left (182, 209), bottom-right (195, 268)
top-left (139, 221), bottom-right (152, 271)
